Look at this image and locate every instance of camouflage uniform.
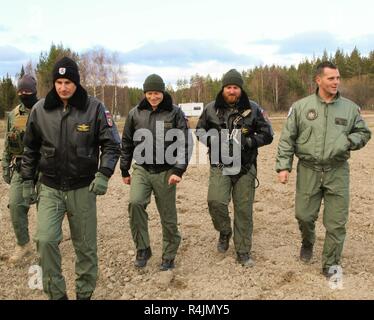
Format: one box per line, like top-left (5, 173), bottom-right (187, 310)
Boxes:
top-left (2, 104), bottom-right (33, 246)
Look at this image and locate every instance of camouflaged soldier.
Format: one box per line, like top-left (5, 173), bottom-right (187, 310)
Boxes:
top-left (2, 75), bottom-right (38, 263)
top-left (21, 57), bottom-right (121, 300)
top-left (276, 61), bottom-right (371, 278)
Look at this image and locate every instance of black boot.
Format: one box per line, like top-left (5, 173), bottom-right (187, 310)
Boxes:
top-left (217, 232), bottom-right (232, 253)
top-left (160, 258), bottom-right (175, 271)
top-left (134, 247), bottom-right (152, 268)
top-left (300, 244), bottom-right (313, 263)
top-left (236, 252), bottom-right (255, 267)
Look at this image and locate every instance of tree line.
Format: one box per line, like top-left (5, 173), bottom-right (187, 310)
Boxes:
top-left (1, 45), bottom-right (373, 119)
top-left (172, 48), bottom-right (374, 113)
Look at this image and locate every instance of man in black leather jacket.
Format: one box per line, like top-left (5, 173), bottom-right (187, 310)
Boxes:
top-left (21, 57), bottom-right (121, 300)
top-left (121, 74), bottom-right (190, 271)
top-left (196, 69), bottom-right (273, 267)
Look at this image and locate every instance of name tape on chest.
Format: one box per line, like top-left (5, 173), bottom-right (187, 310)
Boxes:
top-left (335, 118), bottom-right (348, 126)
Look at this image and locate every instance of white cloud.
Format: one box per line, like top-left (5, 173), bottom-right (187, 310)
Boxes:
top-left (0, 0), bottom-right (373, 85)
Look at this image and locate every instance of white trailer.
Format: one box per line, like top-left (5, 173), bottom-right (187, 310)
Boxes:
top-left (178, 103), bottom-right (204, 117)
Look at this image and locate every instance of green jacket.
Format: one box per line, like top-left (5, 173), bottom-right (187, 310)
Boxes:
top-left (2, 103), bottom-right (31, 169)
top-left (276, 91), bottom-right (371, 172)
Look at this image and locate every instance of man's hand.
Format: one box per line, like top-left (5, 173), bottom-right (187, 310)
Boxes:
top-left (2, 167), bottom-right (11, 184)
top-left (278, 170), bottom-right (289, 184)
top-left (168, 174), bottom-right (182, 185)
top-left (123, 176), bottom-right (131, 185)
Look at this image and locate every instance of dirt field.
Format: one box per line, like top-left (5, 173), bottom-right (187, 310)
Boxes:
top-left (0, 115), bottom-right (373, 300)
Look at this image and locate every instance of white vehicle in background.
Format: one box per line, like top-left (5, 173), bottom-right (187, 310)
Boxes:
top-left (178, 102), bottom-right (204, 117)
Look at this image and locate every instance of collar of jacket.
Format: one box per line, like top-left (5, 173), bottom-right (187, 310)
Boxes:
top-left (43, 84), bottom-right (88, 111)
top-left (315, 88), bottom-right (341, 103)
top-left (138, 92), bottom-right (174, 112)
top-left (214, 89), bottom-right (252, 112)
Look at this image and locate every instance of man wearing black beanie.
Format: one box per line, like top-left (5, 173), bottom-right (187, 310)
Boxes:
top-left (120, 74), bottom-right (191, 271)
top-left (52, 56), bottom-right (81, 86)
top-left (21, 56), bottom-right (121, 300)
top-left (2, 74), bottom-right (39, 264)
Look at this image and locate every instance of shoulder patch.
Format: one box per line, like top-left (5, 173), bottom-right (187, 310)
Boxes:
top-left (105, 110), bottom-right (113, 127)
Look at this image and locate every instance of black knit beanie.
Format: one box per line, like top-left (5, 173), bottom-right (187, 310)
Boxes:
top-left (17, 74), bottom-right (37, 94)
top-left (52, 57), bottom-right (80, 86)
top-left (222, 69), bottom-right (243, 88)
top-left (143, 74), bottom-right (165, 92)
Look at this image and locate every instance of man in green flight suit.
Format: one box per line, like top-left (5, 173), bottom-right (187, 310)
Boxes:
top-left (2, 74), bottom-right (39, 263)
top-left (275, 61), bottom-right (371, 277)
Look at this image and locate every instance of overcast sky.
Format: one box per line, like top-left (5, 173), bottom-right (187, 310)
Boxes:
top-left (0, 0), bottom-right (373, 87)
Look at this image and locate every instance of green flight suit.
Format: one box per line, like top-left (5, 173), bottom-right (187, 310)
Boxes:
top-left (129, 164), bottom-right (181, 260)
top-left (208, 165), bottom-right (257, 253)
top-left (276, 91), bottom-right (371, 269)
top-left (35, 184), bottom-right (97, 300)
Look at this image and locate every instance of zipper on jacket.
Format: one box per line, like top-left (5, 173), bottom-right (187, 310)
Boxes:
top-left (151, 110), bottom-right (157, 166)
top-left (322, 103), bottom-right (328, 163)
top-left (60, 105), bottom-right (70, 190)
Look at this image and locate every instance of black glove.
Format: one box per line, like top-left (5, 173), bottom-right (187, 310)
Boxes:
top-left (240, 127), bottom-right (255, 149)
top-left (241, 134), bottom-right (253, 148)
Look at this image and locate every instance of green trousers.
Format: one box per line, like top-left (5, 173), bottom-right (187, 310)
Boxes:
top-left (128, 164), bottom-right (181, 260)
top-left (295, 161), bottom-right (350, 269)
top-left (9, 170), bottom-right (30, 246)
top-left (207, 165), bottom-right (256, 254)
top-left (35, 184), bottom-right (97, 300)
